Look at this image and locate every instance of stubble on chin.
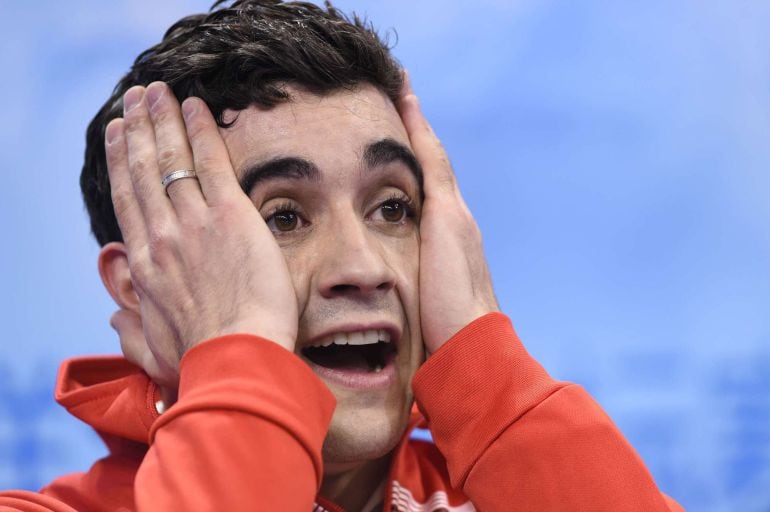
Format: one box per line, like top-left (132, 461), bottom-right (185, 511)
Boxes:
top-left (321, 397), bottom-right (412, 466)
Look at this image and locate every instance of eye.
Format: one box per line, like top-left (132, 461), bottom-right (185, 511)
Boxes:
top-left (268, 210), bottom-right (298, 232)
top-left (380, 199), bottom-right (406, 222)
top-left (371, 194), bottom-right (416, 224)
top-left (264, 201), bottom-right (305, 233)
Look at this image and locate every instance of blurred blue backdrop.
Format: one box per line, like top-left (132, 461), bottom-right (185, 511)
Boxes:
top-left (1, 1), bottom-right (769, 511)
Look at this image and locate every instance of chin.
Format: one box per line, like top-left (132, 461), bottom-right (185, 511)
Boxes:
top-left (321, 393), bottom-right (413, 467)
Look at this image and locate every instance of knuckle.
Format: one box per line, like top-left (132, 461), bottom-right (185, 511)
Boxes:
top-left (156, 145), bottom-right (182, 172)
top-left (109, 183), bottom-right (129, 204)
top-left (147, 223), bottom-right (175, 255)
top-left (111, 192), bottom-right (133, 219)
top-left (211, 199), bottom-right (247, 224)
top-left (131, 156), bottom-right (154, 177)
top-left (124, 115), bottom-right (147, 134)
top-left (211, 197), bottom-right (237, 215)
top-left (133, 175), bottom-right (156, 202)
top-left (179, 213), bottom-right (208, 235)
top-left (176, 294), bottom-right (196, 319)
top-left (150, 104), bottom-right (172, 125)
top-left (128, 256), bottom-right (151, 285)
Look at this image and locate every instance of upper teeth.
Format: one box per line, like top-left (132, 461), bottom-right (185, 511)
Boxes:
top-left (311, 329), bottom-right (391, 348)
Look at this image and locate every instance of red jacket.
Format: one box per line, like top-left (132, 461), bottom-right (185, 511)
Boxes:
top-left (0, 313), bottom-right (683, 511)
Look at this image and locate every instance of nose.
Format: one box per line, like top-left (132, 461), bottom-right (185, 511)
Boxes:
top-left (316, 219), bottom-right (397, 299)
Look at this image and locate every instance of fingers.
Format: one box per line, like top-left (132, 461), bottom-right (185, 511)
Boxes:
top-left (181, 97), bottom-right (242, 206)
top-left (396, 71), bottom-right (458, 198)
top-left (116, 83), bottom-right (242, 218)
top-left (105, 118), bottom-right (147, 249)
top-left (122, 86), bottom-right (177, 227)
top-left (145, 82), bottom-right (203, 213)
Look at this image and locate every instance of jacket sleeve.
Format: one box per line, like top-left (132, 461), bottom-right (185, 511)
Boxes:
top-left (135, 334), bottom-right (336, 511)
top-left (0, 335), bottom-right (335, 512)
top-left (412, 312), bottom-right (684, 512)
top-left (0, 491), bottom-right (79, 512)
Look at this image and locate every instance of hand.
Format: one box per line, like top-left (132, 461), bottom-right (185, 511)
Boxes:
top-left (110, 308), bottom-right (178, 404)
top-left (104, 82), bottom-right (298, 385)
top-left (397, 74), bottom-right (499, 354)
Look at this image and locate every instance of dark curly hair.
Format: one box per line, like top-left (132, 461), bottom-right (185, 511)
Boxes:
top-left (81, 0), bottom-right (403, 246)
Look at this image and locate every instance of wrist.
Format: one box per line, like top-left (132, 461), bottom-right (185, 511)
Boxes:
top-left (212, 321), bottom-right (297, 353)
top-left (424, 306), bottom-right (499, 354)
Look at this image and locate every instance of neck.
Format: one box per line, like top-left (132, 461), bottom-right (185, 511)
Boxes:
top-left (321, 453), bottom-right (392, 512)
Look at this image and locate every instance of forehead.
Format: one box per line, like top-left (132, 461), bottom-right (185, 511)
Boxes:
top-left (220, 84), bottom-right (410, 176)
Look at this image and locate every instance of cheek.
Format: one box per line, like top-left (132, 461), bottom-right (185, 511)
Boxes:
top-left (383, 232), bottom-right (420, 305)
top-left (278, 243), bottom-right (314, 314)
top-left (279, 226), bottom-right (420, 319)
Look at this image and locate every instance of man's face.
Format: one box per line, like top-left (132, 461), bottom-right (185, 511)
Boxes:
top-left (220, 84), bottom-right (424, 468)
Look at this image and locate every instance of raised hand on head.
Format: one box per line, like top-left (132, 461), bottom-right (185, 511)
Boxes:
top-left (100, 82), bottom-right (298, 387)
top-left (396, 73), bottom-right (499, 355)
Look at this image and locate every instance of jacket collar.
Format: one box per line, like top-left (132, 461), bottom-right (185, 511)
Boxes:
top-left (54, 355), bottom-right (473, 511)
top-left (55, 355), bottom-right (160, 444)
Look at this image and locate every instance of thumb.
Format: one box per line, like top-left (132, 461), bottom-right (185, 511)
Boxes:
top-left (110, 309), bottom-right (178, 389)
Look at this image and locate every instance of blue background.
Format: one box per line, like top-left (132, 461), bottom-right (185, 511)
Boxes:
top-left (1, 1), bottom-right (769, 510)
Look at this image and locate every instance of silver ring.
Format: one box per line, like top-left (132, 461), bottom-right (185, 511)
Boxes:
top-left (161, 169), bottom-right (197, 190)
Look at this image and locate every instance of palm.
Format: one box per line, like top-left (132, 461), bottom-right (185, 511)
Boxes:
top-left (397, 78), bottom-right (497, 354)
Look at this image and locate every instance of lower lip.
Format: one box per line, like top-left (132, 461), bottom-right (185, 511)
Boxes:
top-left (306, 357), bottom-right (397, 389)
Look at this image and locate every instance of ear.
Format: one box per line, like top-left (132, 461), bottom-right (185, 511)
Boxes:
top-left (98, 242), bottom-right (140, 313)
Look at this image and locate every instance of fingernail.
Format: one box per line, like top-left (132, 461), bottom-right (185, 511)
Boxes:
top-left (123, 86), bottom-right (144, 113)
top-left (146, 82), bottom-right (166, 113)
top-left (182, 98), bottom-right (198, 121)
top-left (104, 119), bottom-right (123, 145)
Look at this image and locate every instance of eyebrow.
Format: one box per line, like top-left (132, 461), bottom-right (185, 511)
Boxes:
top-left (363, 138), bottom-right (423, 190)
top-left (239, 157), bottom-right (320, 195)
top-left (238, 138), bottom-right (423, 195)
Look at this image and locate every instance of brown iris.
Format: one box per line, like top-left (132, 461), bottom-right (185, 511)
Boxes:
top-left (381, 200), bottom-right (405, 222)
top-left (273, 211), bottom-right (298, 231)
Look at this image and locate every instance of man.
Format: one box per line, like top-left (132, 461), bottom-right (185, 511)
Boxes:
top-left (0, 1), bottom-right (682, 510)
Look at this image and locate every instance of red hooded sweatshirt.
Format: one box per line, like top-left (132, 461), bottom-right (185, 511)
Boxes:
top-left (0, 313), bottom-right (683, 511)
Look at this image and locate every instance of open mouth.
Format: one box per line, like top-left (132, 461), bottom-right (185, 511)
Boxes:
top-left (301, 329), bottom-right (397, 373)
